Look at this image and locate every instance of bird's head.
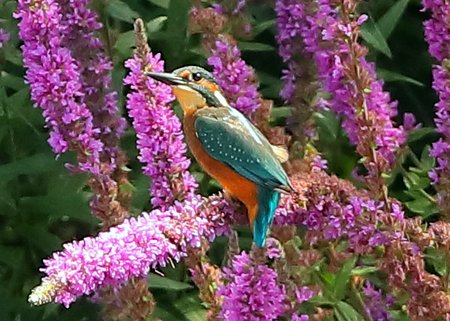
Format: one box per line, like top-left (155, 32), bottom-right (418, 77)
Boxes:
top-left (146, 66), bottom-right (229, 114)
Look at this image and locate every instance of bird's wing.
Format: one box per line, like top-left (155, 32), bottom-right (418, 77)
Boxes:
top-left (194, 107), bottom-right (289, 189)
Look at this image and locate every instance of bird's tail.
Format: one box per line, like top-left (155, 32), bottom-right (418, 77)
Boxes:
top-left (253, 188), bottom-right (281, 247)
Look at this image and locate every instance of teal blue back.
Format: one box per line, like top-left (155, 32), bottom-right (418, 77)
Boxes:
top-left (194, 107), bottom-right (289, 190)
top-left (194, 106), bottom-right (289, 248)
top-left (254, 188), bottom-right (281, 247)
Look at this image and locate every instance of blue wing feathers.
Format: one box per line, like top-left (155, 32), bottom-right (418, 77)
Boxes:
top-left (195, 107), bottom-right (289, 189)
top-left (254, 188), bottom-right (280, 247)
top-left (195, 107), bottom-right (287, 247)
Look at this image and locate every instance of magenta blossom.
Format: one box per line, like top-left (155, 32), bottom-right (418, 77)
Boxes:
top-left (15, 0), bottom-right (125, 176)
top-left (423, 0), bottom-right (450, 189)
top-left (208, 37), bottom-right (261, 117)
top-left (218, 251), bottom-right (286, 321)
top-left (28, 195), bottom-right (233, 307)
top-left (300, 1), bottom-right (405, 176)
top-left (124, 52), bottom-right (197, 209)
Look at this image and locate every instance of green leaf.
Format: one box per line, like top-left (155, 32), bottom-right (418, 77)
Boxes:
top-left (0, 72), bottom-right (27, 91)
top-left (147, 0), bottom-right (170, 9)
top-left (0, 153), bottom-right (59, 182)
top-left (238, 41), bottom-right (274, 52)
top-left (361, 18), bottom-right (392, 58)
top-left (350, 266), bottom-right (378, 276)
top-left (271, 106), bottom-right (292, 122)
top-left (308, 296), bottom-right (335, 306)
top-left (253, 19), bottom-right (275, 36)
top-left (389, 310), bottom-right (410, 321)
top-left (257, 71), bottom-right (282, 99)
top-left (172, 295), bottom-right (205, 321)
top-left (334, 256), bottom-right (357, 301)
top-left (425, 248), bottom-right (448, 276)
top-left (7, 88), bottom-right (32, 117)
top-left (404, 172), bottom-right (429, 190)
top-left (377, 69), bottom-right (423, 87)
top-left (334, 301), bottom-right (365, 321)
top-left (405, 198), bottom-right (438, 217)
top-left (19, 173), bottom-right (91, 221)
top-left (106, 0), bottom-right (139, 23)
top-left (420, 145), bottom-right (435, 171)
top-left (4, 46), bottom-right (23, 66)
top-left (377, 0), bottom-right (410, 39)
top-left (314, 111), bottom-right (340, 141)
top-left (147, 16), bottom-right (168, 33)
top-left (114, 30), bottom-right (135, 56)
top-left (404, 189), bottom-right (425, 199)
top-left (407, 127), bottom-right (436, 143)
top-left (148, 273), bottom-right (193, 291)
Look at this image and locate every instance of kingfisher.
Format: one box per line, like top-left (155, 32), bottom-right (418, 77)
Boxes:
top-left (146, 66), bottom-right (292, 247)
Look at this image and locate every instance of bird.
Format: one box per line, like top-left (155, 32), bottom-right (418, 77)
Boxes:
top-left (146, 66), bottom-right (292, 247)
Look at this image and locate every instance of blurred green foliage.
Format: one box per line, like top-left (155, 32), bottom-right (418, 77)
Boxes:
top-left (0, 0), bottom-right (441, 320)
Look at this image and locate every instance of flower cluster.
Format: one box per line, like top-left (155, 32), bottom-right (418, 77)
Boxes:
top-left (379, 236), bottom-right (450, 320)
top-left (218, 251), bottom-right (286, 321)
top-left (15, 3), bottom-right (148, 319)
top-left (15, 0), bottom-right (104, 174)
top-left (15, 0), bottom-right (131, 227)
top-left (208, 37), bottom-right (261, 117)
top-left (28, 195), bottom-right (232, 307)
top-left (275, 0), bottom-right (307, 101)
top-left (275, 170), bottom-right (400, 253)
top-left (300, 0), bottom-right (405, 195)
top-left (15, 0), bottom-right (126, 175)
top-left (124, 51), bottom-right (197, 209)
top-left (362, 282), bottom-right (394, 321)
top-left (423, 0), bottom-right (450, 215)
top-left (58, 0), bottom-right (127, 166)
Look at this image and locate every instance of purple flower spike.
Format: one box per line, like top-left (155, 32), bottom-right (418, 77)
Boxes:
top-left (208, 37), bottom-right (261, 117)
top-left (59, 0), bottom-right (127, 163)
top-left (218, 251), bottom-right (286, 321)
top-left (275, 0), bottom-right (308, 102)
top-left (16, 0), bottom-right (132, 227)
top-left (28, 195), bottom-right (232, 307)
top-left (124, 52), bottom-right (197, 209)
top-left (15, 0), bottom-right (126, 177)
top-left (423, 0), bottom-right (450, 200)
top-left (300, 1), bottom-right (405, 184)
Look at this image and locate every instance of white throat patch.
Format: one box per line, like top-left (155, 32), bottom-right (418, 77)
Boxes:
top-left (214, 91), bottom-right (230, 107)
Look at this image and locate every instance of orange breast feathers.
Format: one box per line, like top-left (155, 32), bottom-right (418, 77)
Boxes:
top-left (183, 113), bottom-right (259, 225)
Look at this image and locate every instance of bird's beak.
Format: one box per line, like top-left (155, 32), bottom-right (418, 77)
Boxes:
top-left (145, 72), bottom-right (189, 86)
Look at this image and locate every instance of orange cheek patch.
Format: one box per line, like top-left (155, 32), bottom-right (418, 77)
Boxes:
top-left (198, 80), bottom-right (219, 93)
top-left (179, 70), bottom-right (191, 79)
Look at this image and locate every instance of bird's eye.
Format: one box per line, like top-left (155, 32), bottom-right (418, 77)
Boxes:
top-left (192, 72), bottom-right (202, 81)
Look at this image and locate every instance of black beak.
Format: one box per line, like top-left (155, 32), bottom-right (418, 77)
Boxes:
top-left (145, 72), bottom-right (189, 86)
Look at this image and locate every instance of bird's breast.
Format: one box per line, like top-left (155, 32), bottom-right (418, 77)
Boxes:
top-left (183, 113), bottom-right (258, 211)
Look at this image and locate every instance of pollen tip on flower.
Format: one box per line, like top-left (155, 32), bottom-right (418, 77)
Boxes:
top-left (28, 278), bottom-right (59, 306)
